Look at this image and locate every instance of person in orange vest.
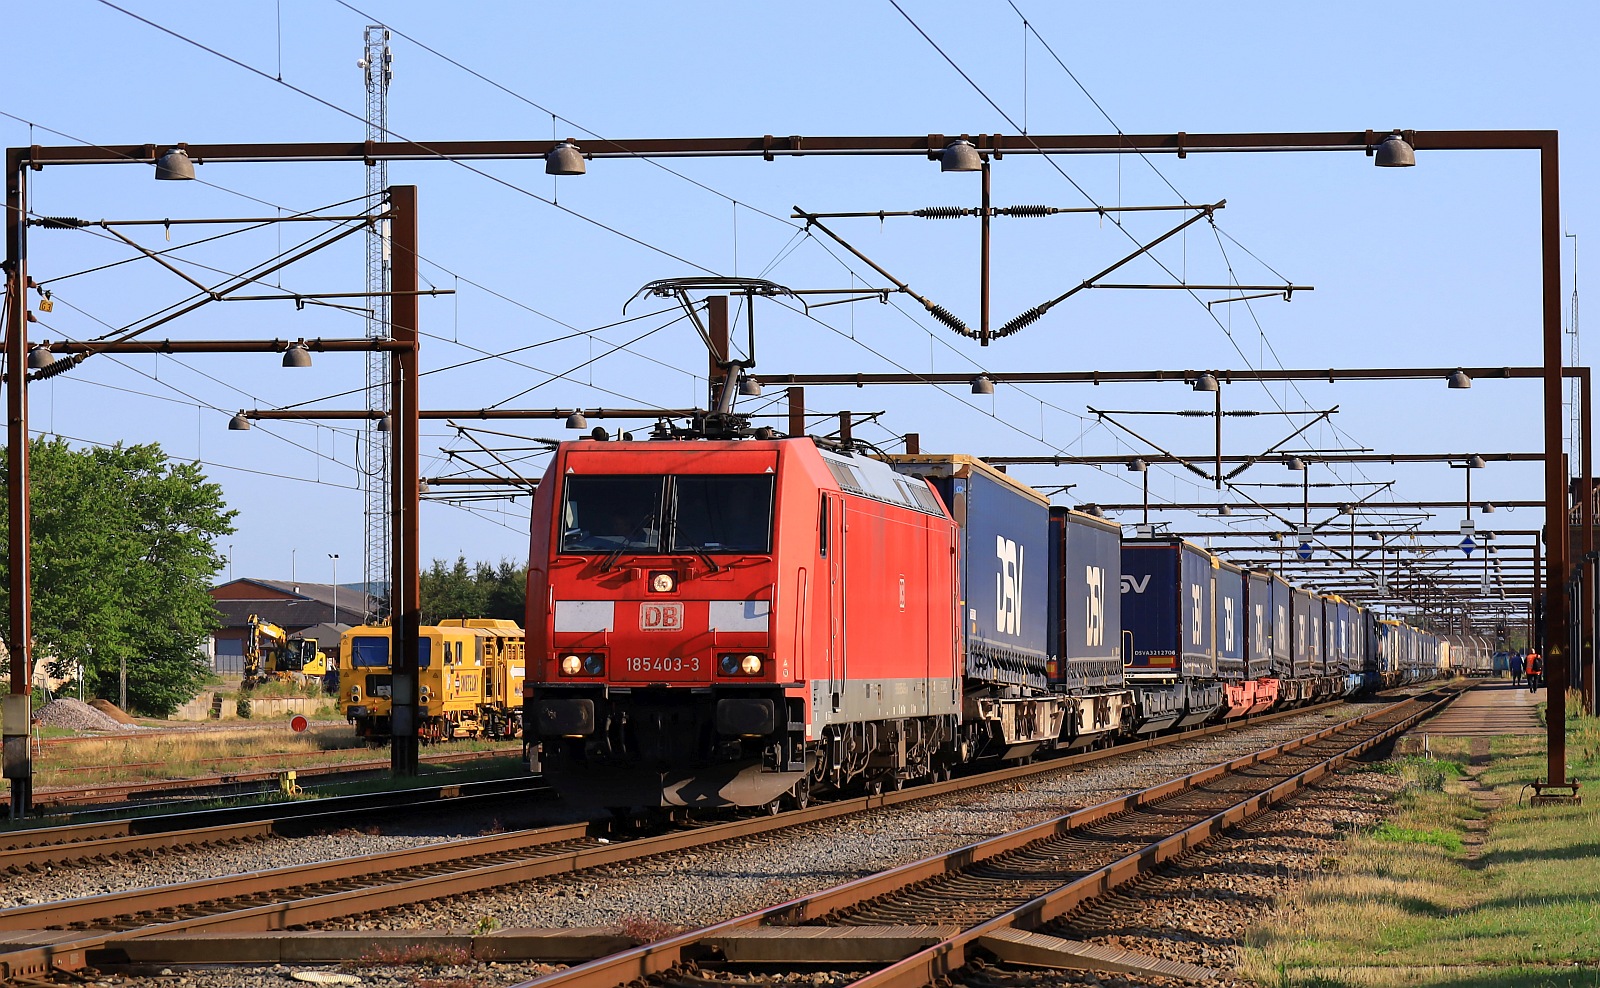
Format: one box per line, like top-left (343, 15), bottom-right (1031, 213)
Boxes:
top-left (1526, 650), bottom-right (1544, 693)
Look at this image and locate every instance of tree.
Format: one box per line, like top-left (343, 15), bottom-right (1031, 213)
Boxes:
top-left (421, 556), bottom-right (527, 624)
top-left (481, 558), bottom-right (528, 621)
top-left (421, 556), bottom-right (487, 624)
top-left (0, 438), bottom-right (236, 715)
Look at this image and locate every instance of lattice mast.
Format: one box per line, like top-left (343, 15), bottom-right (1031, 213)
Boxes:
top-left (1567, 233), bottom-right (1580, 480)
top-left (361, 26), bottom-right (393, 621)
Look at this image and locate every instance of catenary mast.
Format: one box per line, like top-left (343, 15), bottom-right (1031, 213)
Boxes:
top-left (361, 26), bottom-right (393, 621)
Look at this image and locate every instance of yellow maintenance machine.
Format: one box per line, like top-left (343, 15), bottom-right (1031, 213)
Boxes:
top-left (440, 618), bottom-right (526, 740)
top-left (244, 614), bottom-right (328, 688)
top-left (339, 620), bottom-right (526, 742)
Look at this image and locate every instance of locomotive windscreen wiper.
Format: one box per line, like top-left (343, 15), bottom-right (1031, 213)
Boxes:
top-left (600, 513), bottom-right (657, 573)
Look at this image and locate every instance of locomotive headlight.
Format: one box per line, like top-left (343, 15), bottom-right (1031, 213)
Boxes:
top-left (649, 571), bottom-right (677, 593)
top-left (350, 687), bottom-right (361, 702)
top-left (582, 653), bottom-right (605, 675)
top-left (560, 654), bottom-right (583, 676)
top-left (719, 652), bottom-right (765, 676)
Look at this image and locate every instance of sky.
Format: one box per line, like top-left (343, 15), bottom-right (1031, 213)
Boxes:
top-left (4, 1), bottom-right (1596, 605)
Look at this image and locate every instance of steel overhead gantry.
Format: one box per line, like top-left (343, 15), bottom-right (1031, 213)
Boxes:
top-left (3, 128), bottom-right (1578, 807)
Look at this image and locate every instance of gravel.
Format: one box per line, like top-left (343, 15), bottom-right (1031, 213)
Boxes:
top-left (34, 698), bottom-right (136, 733)
top-left (14, 700), bottom-right (1408, 988)
top-left (0, 828), bottom-right (473, 910)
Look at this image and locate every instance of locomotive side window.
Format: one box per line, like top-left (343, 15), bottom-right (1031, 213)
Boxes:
top-left (671, 475), bottom-right (774, 553)
top-left (561, 476), bottom-right (665, 553)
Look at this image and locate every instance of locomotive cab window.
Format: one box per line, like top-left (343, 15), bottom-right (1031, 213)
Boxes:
top-left (561, 476), bottom-right (665, 553)
top-left (350, 636), bottom-right (389, 668)
top-left (671, 475), bottom-right (774, 554)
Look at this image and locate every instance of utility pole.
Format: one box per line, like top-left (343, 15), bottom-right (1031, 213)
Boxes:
top-left (361, 25), bottom-right (393, 622)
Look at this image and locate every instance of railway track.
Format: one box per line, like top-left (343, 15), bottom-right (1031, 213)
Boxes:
top-left (506, 688), bottom-right (1448, 988)
top-left (0, 689), bottom-right (1448, 981)
top-left (0, 777), bottom-right (552, 873)
top-left (21, 745), bottom-right (520, 809)
top-left (0, 689), bottom-right (1379, 876)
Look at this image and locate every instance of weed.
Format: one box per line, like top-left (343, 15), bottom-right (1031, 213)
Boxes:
top-left (350, 943), bottom-right (473, 968)
top-left (1565, 687), bottom-right (1587, 725)
top-left (1381, 755), bottom-right (1464, 793)
top-left (473, 915), bottom-right (500, 935)
top-left (616, 914), bottom-right (681, 943)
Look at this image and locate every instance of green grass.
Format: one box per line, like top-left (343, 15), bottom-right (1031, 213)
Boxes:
top-left (1370, 821), bottom-right (1465, 854)
top-left (1241, 694), bottom-right (1600, 988)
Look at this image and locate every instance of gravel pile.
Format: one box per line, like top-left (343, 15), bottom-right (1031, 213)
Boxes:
top-left (90, 699), bottom-right (140, 725)
top-left (33, 698), bottom-right (133, 733)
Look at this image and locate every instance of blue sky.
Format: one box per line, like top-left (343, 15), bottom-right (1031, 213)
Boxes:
top-left (6, 1), bottom-right (1595, 596)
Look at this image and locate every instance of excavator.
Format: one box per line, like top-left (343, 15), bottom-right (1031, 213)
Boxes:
top-left (244, 614), bottom-right (329, 689)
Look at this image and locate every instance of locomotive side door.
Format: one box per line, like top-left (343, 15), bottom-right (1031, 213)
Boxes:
top-left (822, 492), bottom-right (846, 711)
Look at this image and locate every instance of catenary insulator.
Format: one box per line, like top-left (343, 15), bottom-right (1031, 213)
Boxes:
top-left (35, 216), bottom-right (89, 229)
top-left (928, 304), bottom-right (976, 337)
top-left (914, 206), bottom-right (969, 219)
top-left (1004, 205), bottom-right (1055, 217)
top-left (995, 306), bottom-right (1046, 337)
top-left (31, 354), bottom-right (82, 380)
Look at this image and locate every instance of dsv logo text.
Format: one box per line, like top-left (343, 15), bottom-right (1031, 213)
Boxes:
top-left (995, 536), bottom-right (1024, 635)
top-left (1085, 565), bottom-right (1105, 646)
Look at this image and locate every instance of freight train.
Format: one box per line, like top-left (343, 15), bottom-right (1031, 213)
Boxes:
top-left (523, 435), bottom-right (1439, 810)
top-left (340, 618), bottom-right (526, 741)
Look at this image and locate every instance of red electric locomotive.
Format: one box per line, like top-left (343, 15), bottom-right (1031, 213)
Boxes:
top-left (525, 435), bottom-right (960, 810)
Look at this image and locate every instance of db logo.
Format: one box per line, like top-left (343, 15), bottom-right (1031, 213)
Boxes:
top-left (640, 602), bottom-right (684, 631)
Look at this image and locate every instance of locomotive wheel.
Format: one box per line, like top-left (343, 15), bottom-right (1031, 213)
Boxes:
top-left (887, 772), bottom-right (904, 792)
top-left (762, 797), bottom-right (782, 816)
top-left (785, 778), bottom-right (811, 811)
top-left (865, 776), bottom-right (884, 797)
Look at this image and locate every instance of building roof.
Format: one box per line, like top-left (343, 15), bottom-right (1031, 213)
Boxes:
top-left (210, 579), bottom-right (376, 633)
top-left (297, 622), bottom-right (353, 647)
